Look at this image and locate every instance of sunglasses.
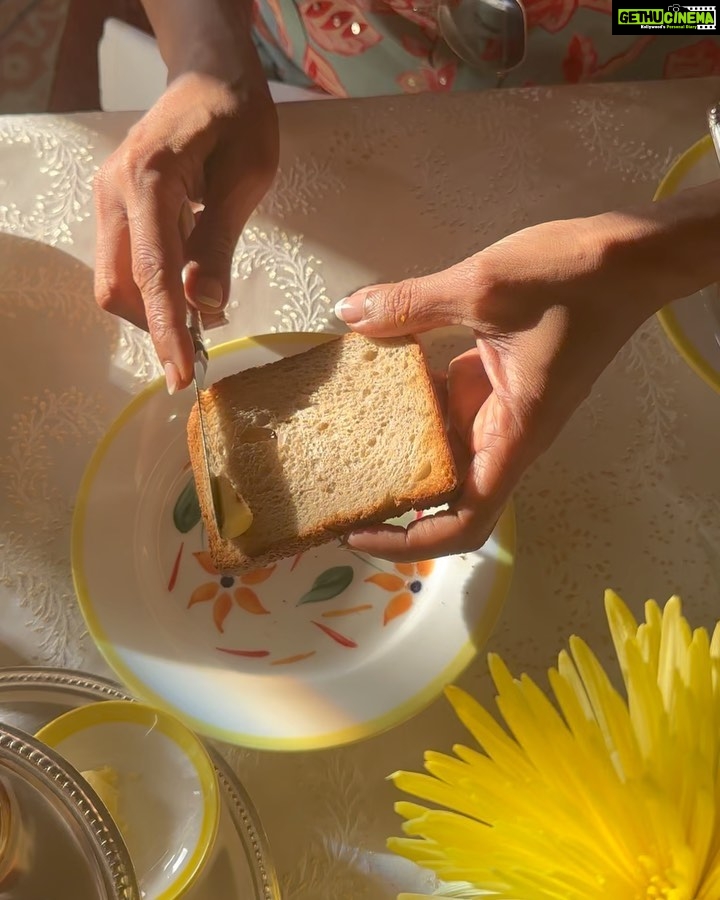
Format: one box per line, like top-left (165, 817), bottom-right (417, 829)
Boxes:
top-left (417, 0), bottom-right (527, 79)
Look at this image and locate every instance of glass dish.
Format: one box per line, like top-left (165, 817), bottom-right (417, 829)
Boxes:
top-left (0, 666), bottom-right (280, 900)
top-left (0, 720), bottom-right (138, 899)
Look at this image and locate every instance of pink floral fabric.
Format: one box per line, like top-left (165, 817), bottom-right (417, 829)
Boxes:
top-left (250, 0), bottom-right (720, 95)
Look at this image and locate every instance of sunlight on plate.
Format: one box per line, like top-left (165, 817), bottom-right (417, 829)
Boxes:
top-left (72, 334), bottom-right (515, 751)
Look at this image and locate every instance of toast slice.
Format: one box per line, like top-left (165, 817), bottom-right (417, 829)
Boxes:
top-left (187, 334), bottom-right (458, 574)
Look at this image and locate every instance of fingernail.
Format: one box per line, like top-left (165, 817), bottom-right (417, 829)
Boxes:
top-left (334, 293), bottom-right (367, 324)
top-left (164, 362), bottom-right (181, 396)
top-left (196, 277), bottom-right (223, 309)
top-left (203, 311), bottom-right (230, 330)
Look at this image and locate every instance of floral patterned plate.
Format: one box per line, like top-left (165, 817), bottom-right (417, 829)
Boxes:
top-left (72, 333), bottom-right (515, 751)
top-left (655, 135), bottom-right (720, 395)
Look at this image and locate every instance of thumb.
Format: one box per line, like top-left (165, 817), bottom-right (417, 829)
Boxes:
top-left (334, 256), bottom-right (483, 337)
top-left (183, 200), bottom-right (244, 313)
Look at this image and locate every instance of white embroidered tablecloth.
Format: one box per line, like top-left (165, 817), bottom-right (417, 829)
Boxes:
top-left (1, 78), bottom-right (720, 899)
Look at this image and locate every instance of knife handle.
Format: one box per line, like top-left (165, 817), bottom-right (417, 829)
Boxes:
top-left (708, 103), bottom-right (720, 165)
top-left (181, 200), bottom-right (205, 353)
top-left (187, 306), bottom-right (207, 358)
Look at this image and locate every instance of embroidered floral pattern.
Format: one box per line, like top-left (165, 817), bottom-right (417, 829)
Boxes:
top-left (0, 119), bottom-right (96, 245)
top-left (568, 93), bottom-right (675, 182)
top-left (230, 227), bottom-right (333, 333)
top-left (4, 81), bottom-right (718, 900)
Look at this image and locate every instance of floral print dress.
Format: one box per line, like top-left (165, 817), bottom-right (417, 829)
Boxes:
top-left (249, 0), bottom-right (720, 95)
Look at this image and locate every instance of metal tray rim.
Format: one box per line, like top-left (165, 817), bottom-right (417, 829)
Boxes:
top-left (0, 666), bottom-right (280, 900)
top-left (0, 720), bottom-right (138, 899)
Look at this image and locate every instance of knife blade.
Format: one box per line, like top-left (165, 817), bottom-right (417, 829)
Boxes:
top-left (187, 305), bottom-right (224, 534)
top-left (707, 103), bottom-right (720, 346)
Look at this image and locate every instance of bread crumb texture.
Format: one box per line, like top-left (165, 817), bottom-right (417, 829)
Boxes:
top-left (187, 334), bottom-right (457, 573)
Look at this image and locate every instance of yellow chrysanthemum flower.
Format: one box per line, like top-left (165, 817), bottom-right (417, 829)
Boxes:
top-left (389, 591), bottom-right (720, 900)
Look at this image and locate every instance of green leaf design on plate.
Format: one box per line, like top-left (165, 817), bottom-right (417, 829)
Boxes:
top-left (297, 566), bottom-right (354, 605)
top-left (173, 477), bottom-right (201, 533)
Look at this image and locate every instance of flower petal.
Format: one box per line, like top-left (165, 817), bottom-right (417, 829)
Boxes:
top-left (366, 573), bottom-right (405, 592)
top-left (213, 592), bottom-right (232, 632)
top-left (391, 594), bottom-right (720, 898)
top-left (392, 770), bottom-right (489, 821)
top-left (416, 560), bottom-right (435, 577)
top-left (167, 542), bottom-right (184, 592)
top-left (445, 684), bottom-right (534, 778)
top-left (241, 565), bottom-right (277, 585)
top-left (312, 620), bottom-right (357, 648)
top-left (216, 647), bottom-right (269, 658)
top-left (193, 551), bottom-right (219, 575)
top-left (321, 604), bottom-right (373, 618)
top-left (188, 582), bottom-right (219, 607)
top-left (384, 592), bottom-right (413, 625)
top-left (395, 563), bottom-right (415, 577)
top-left (270, 651), bottom-right (316, 666)
top-left (234, 587), bottom-right (270, 615)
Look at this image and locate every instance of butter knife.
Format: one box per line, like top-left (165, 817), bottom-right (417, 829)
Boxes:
top-left (187, 305), bottom-right (224, 533)
top-left (706, 103), bottom-right (720, 346)
top-left (708, 103), bottom-right (720, 162)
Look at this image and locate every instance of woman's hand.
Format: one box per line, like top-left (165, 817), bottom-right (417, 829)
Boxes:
top-left (94, 64), bottom-right (278, 394)
top-left (335, 185), bottom-right (720, 561)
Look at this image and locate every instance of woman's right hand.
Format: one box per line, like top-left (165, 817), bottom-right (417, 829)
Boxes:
top-left (94, 65), bottom-right (279, 394)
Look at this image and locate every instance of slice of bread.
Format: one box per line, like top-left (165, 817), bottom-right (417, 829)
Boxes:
top-left (187, 334), bottom-right (458, 573)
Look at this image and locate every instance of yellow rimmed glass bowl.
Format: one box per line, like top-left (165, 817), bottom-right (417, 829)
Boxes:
top-left (36, 701), bottom-right (220, 900)
top-left (654, 135), bottom-right (720, 395)
top-left (0, 721), bottom-right (138, 899)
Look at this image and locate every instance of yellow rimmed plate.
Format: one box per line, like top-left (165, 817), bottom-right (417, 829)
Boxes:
top-left (72, 333), bottom-right (515, 751)
top-left (655, 135), bottom-right (720, 395)
top-left (36, 701), bottom-right (220, 900)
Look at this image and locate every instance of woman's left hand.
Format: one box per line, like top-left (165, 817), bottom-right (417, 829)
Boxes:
top-left (335, 187), bottom-right (720, 562)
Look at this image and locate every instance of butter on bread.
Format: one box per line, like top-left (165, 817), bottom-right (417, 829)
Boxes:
top-left (187, 334), bottom-right (458, 574)
top-left (81, 766), bottom-right (126, 832)
top-left (215, 473), bottom-right (253, 539)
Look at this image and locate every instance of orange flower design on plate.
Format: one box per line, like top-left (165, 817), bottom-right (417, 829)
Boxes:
top-left (189, 552), bottom-right (275, 633)
top-left (365, 560), bottom-right (435, 625)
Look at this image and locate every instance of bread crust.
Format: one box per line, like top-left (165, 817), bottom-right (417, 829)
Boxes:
top-left (187, 334), bottom-right (457, 574)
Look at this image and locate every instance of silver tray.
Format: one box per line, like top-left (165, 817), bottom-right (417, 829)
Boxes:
top-left (0, 721), bottom-right (138, 899)
top-left (0, 667), bottom-right (280, 900)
